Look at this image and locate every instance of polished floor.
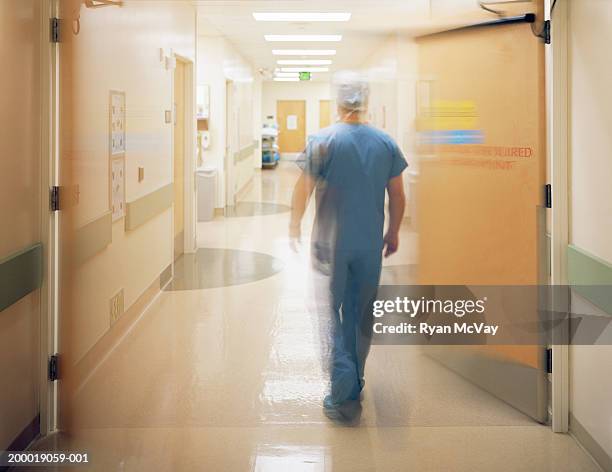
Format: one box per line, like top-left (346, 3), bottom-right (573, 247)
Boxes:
top-left (28, 162), bottom-right (600, 471)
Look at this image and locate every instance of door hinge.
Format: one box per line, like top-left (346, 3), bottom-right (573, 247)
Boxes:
top-left (542, 20), bottom-right (551, 44)
top-left (544, 184), bottom-right (552, 209)
top-left (50, 186), bottom-right (60, 212)
top-left (546, 348), bottom-right (553, 374)
top-left (50, 17), bottom-right (61, 43)
top-left (48, 354), bottom-right (59, 381)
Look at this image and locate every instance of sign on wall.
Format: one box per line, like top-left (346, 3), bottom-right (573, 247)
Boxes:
top-left (109, 90), bottom-right (126, 221)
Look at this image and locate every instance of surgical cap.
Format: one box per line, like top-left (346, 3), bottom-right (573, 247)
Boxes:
top-left (334, 72), bottom-right (370, 112)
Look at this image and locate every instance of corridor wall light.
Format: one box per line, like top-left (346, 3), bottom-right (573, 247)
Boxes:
top-left (272, 49), bottom-right (337, 56)
top-left (254, 12), bottom-right (351, 22)
top-left (280, 67), bottom-right (329, 73)
top-left (265, 35), bottom-right (342, 42)
top-left (277, 59), bottom-right (332, 66)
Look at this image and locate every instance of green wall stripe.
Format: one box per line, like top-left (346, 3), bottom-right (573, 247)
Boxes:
top-left (74, 212), bottom-right (112, 264)
top-left (568, 244), bottom-right (612, 316)
top-left (125, 184), bottom-right (173, 231)
top-left (0, 243), bottom-right (43, 312)
top-left (234, 140), bottom-right (259, 164)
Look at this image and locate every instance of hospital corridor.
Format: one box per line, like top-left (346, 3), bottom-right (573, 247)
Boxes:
top-left (1, 1), bottom-right (612, 471)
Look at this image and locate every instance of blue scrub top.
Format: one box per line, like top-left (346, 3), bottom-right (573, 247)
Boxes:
top-left (300, 122), bottom-right (408, 252)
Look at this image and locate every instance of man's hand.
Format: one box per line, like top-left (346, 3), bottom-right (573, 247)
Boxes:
top-left (289, 223), bottom-right (302, 252)
top-left (385, 174), bottom-right (405, 258)
top-left (383, 231), bottom-right (399, 258)
top-left (289, 172), bottom-right (316, 253)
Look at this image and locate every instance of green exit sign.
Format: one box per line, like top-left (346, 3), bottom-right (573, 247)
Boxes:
top-left (299, 72), bottom-right (311, 81)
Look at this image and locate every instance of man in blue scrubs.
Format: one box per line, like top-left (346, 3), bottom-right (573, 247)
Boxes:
top-left (290, 73), bottom-right (408, 421)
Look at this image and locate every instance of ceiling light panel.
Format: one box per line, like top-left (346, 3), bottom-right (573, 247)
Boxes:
top-left (280, 67), bottom-right (329, 73)
top-left (265, 35), bottom-right (342, 42)
top-left (277, 59), bottom-right (332, 66)
top-left (272, 49), bottom-right (336, 56)
top-left (254, 12), bottom-right (351, 22)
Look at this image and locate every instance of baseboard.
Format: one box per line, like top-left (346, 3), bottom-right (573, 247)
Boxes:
top-left (72, 270), bottom-right (165, 392)
top-left (280, 153), bottom-right (301, 161)
top-left (0, 415), bottom-right (40, 472)
top-left (570, 413), bottom-right (612, 472)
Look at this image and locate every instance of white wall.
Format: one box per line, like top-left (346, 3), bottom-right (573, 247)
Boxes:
top-left (197, 35), bottom-right (259, 207)
top-left (568, 0), bottom-right (612, 462)
top-left (361, 34), bottom-right (419, 211)
top-left (67, 1), bottom-right (196, 361)
top-left (262, 80), bottom-right (332, 151)
top-left (363, 34), bottom-right (419, 165)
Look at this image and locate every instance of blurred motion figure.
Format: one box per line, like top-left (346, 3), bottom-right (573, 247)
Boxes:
top-left (290, 72), bottom-right (408, 421)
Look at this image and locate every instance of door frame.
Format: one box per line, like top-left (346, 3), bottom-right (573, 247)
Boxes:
top-left (224, 79), bottom-right (236, 209)
top-left (548, 0), bottom-right (570, 434)
top-left (173, 54), bottom-right (197, 256)
top-left (39, 0), bottom-right (60, 437)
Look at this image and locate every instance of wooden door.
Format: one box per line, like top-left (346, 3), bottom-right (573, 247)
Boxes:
top-left (173, 60), bottom-right (186, 260)
top-left (416, 15), bottom-right (548, 423)
top-left (277, 100), bottom-right (306, 153)
top-left (0, 0), bottom-right (45, 450)
top-left (319, 100), bottom-right (331, 129)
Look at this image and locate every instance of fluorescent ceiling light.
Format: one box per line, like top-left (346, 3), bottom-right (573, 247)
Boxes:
top-left (280, 67), bottom-right (329, 73)
top-left (272, 49), bottom-right (336, 56)
top-left (265, 35), bottom-right (342, 42)
top-left (277, 59), bottom-right (332, 66)
top-left (274, 77), bottom-right (300, 82)
top-left (254, 12), bottom-right (351, 22)
top-left (274, 72), bottom-right (300, 78)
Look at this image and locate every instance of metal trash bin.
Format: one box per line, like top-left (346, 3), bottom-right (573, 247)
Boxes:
top-left (197, 167), bottom-right (217, 222)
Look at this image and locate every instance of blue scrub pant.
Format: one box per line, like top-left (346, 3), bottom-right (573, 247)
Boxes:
top-left (326, 249), bottom-right (382, 405)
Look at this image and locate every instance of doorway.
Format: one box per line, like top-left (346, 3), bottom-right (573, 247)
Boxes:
top-left (319, 100), bottom-right (332, 129)
top-left (277, 100), bottom-right (306, 154)
top-left (174, 59), bottom-right (187, 261)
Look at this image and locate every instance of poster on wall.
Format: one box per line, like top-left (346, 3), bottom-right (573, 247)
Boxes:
top-left (287, 115), bottom-right (298, 130)
top-left (109, 90), bottom-right (126, 221)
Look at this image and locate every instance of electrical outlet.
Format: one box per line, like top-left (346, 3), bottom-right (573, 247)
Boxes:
top-left (109, 289), bottom-right (124, 326)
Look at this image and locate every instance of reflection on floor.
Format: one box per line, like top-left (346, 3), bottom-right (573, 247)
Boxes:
top-left (165, 248), bottom-right (283, 291)
top-left (28, 162), bottom-right (599, 471)
top-left (225, 201), bottom-right (291, 218)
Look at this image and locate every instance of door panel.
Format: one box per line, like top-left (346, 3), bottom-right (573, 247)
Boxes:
top-left (416, 18), bottom-right (548, 422)
top-left (277, 100), bottom-right (306, 153)
top-left (0, 0), bottom-right (44, 450)
top-left (319, 100), bottom-right (331, 130)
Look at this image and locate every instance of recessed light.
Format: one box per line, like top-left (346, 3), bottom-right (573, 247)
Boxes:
top-left (280, 67), bottom-right (329, 73)
top-left (254, 12), bottom-right (351, 22)
top-left (277, 59), bottom-right (332, 66)
top-left (265, 35), bottom-right (342, 42)
top-left (272, 49), bottom-right (336, 56)
top-left (274, 77), bottom-right (300, 82)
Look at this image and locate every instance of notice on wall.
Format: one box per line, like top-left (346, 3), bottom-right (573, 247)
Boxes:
top-left (287, 115), bottom-right (298, 130)
top-left (109, 90), bottom-right (126, 221)
top-left (110, 91), bottom-right (126, 156)
top-left (111, 158), bottom-right (125, 221)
